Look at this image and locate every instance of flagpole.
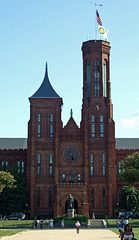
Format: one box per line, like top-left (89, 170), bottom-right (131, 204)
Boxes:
top-left (95, 3), bottom-right (103, 40)
top-left (95, 4), bottom-right (97, 40)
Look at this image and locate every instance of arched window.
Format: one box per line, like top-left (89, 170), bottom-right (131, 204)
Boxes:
top-left (1, 161), bottom-right (8, 172)
top-left (37, 153), bottom-right (41, 176)
top-left (37, 113), bottom-right (41, 123)
top-left (102, 154), bottom-right (106, 176)
top-left (49, 154), bottom-right (53, 176)
top-left (77, 173), bottom-right (81, 183)
top-left (90, 153), bottom-right (94, 164)
top-left (91, 115), bottom-right (95, 138)
top-left (100, 115), bottom-right (104, 137)
top-left (94, 60), bottom-right (100, 96)
top-left (50, 113), bottom-right (53, 123)
top-left (118, 161), bottom-right (122, 173)
top-left (17, 161), bottom-right (24, 173)
top-left (103, 60), bottom-right (107, 97)
top-left (90, 153), bottom-right (94, 176)
top-left (87, 62), bottom-right (91, 97)
top-left (69, 171), bottom-right (74, 183)
top-left (37, 124), bottom-right (41, 138)
top-left (62, 173), bottom-right (66, 183)
top-left (37, 113), bottom-right (41, 138)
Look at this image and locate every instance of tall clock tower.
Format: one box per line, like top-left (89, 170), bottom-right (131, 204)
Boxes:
top-left (81, 40), bottom-right (117, 216)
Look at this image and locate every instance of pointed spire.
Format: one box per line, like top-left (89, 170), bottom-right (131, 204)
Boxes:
top-left (70, 109), bottom-right (73, 117)
top-left (30, 63), bottom-right (61, 98)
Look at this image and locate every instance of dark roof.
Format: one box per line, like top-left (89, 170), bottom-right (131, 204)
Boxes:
top-left (116, 138), bottom-right (139, 150)
top-left (0, 138), bottom-right (27, 150)
top-left (0, 138), bottom-right (139, 150)
top-left (30, 64), bottom-right (60, 98)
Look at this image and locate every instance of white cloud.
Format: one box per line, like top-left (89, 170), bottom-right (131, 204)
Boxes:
top-left (117, 116), bottom-right (139, 129)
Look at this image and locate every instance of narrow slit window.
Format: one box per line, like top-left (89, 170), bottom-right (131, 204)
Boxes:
top-left (37, 124), bottom-right (41, 138)
top-left (87, 62), bottom-right (91, 97)
top-left (100, 115), bottom-right (104, 137)
top-left (91, 115), bottom-right (95, 138)
top-left (94, 60), bottom-right (100, 96)
top-left (37, 153), bottom-right (41, 176)
top-left (49, 153), bottom-right (53, 176)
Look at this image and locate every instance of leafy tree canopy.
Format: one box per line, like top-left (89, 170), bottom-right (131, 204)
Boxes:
top-left (119, 186), bottom-right (139, 212)
top-left (0, 171), bottom-right (16, 193)
top-left (118, 152), bottom-right (139, 185)
top-left (0, 163), bottom-right (28, 215)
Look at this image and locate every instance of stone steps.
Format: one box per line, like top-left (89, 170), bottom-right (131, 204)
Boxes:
top-left (88, 219), bottom-right (107, 228)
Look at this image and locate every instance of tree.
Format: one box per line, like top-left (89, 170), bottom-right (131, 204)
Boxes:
top-left (0, 164), bottom-right (29, 215)
top-left (0, 171), bottom-right (16, 193)
top-left (118, 152), bottom-right (139, 185)
top-left (119, 186), bottom-right (139, 212)
top-left (118, 152), bottom-right (139, 212)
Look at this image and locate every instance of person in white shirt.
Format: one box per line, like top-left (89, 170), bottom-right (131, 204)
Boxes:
top-left (121, 224), bottom-right (134, 240)
top-left (75, 220), bottom-right (81, 234)
top-left (125, 219), bottom-right (129, 225)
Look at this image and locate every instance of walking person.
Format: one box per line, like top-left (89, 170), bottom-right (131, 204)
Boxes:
top-left (49, 218), bottom-right (53, 228)
top-left (75, 220), bottom-right (80, 234)
top-left (121, 218), bottom-right (124, 229)
top-left (125, 218), bottom-right (128, 225)
top-left (40, 219), bottom-right (43, 229)
top-left (121, 224), bottom-right (135, 240)
top-left (34, 219), bottom-right (38, 229)
top-left (61, 219), bottom-right (64, 228)
top-left (116, 218), bottom-right (119, 228)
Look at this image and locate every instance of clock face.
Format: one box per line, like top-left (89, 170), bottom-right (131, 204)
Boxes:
top-left (64, 147), bottom-right (79, 161)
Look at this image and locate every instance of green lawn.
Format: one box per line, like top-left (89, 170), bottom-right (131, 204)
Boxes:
top-left (0, 229), bottom-right (24, 238)
top-left (0, 220), bottom-right (34, 229)
top-left (111, 229), bottom-right (139, 239)
top-left (106, 218), bottom-right (139, 228)
top-left (106, 219), bottom-right (139, 239)
top-left (0, 219), bottom-right (138, 239)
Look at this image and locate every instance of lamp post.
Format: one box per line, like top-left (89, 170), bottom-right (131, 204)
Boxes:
top-left (25, 204), bottom-right (28, 219)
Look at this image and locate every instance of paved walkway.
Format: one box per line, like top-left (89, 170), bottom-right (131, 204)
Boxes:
top-left (1, 229), bottom-right (119, 240)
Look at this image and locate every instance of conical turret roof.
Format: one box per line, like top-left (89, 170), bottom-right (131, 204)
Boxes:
top-left (30, 63), bottom-right (60, 98)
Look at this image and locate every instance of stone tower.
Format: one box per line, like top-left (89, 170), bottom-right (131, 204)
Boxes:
top-left (81, 40), bottom-right (116, 216)
top-left (27, 64), bottom-right (63, 217)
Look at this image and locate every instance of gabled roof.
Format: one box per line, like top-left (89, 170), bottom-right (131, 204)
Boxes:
top-left (0, 138), bottom-right (27, 150)
top-left (0, 138), bottom-right (139, 150)
top-left (30, 64), bottom-right (60, 98)
top-left (116, 138), bottom-right (139, 150)
top-left (63, 117), bottom-right (80, 135)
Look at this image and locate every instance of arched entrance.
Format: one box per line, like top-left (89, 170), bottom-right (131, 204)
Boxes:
top-left (65, 199), bottom-right (78, 214)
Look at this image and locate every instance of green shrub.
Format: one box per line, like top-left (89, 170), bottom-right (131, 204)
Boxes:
top-left (54, 215), bottom-right (88, 225)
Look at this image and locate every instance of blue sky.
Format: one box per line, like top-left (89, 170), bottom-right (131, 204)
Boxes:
top-left (0, 0), bottom-right (139, 138)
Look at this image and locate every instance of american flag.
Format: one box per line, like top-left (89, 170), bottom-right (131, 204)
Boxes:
top-left (96, 10), bottom-right (102, 26)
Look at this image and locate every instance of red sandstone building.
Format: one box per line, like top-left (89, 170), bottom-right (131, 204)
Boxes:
top-left (0, 40), bottom-right (139, 218)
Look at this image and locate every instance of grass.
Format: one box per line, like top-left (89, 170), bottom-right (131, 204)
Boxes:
top-left (0, 219), bottom-right (138, 239)
top-left (0, 229), bottom-right (24, 238)
top-left (106, 219), bottom-right (139, 239)
top-left (111, 229), bottom-right (139, 239)
top-left (106, 218), bottom-right (139, 228)
top-left (0, 220), bottom-right (34, 229)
